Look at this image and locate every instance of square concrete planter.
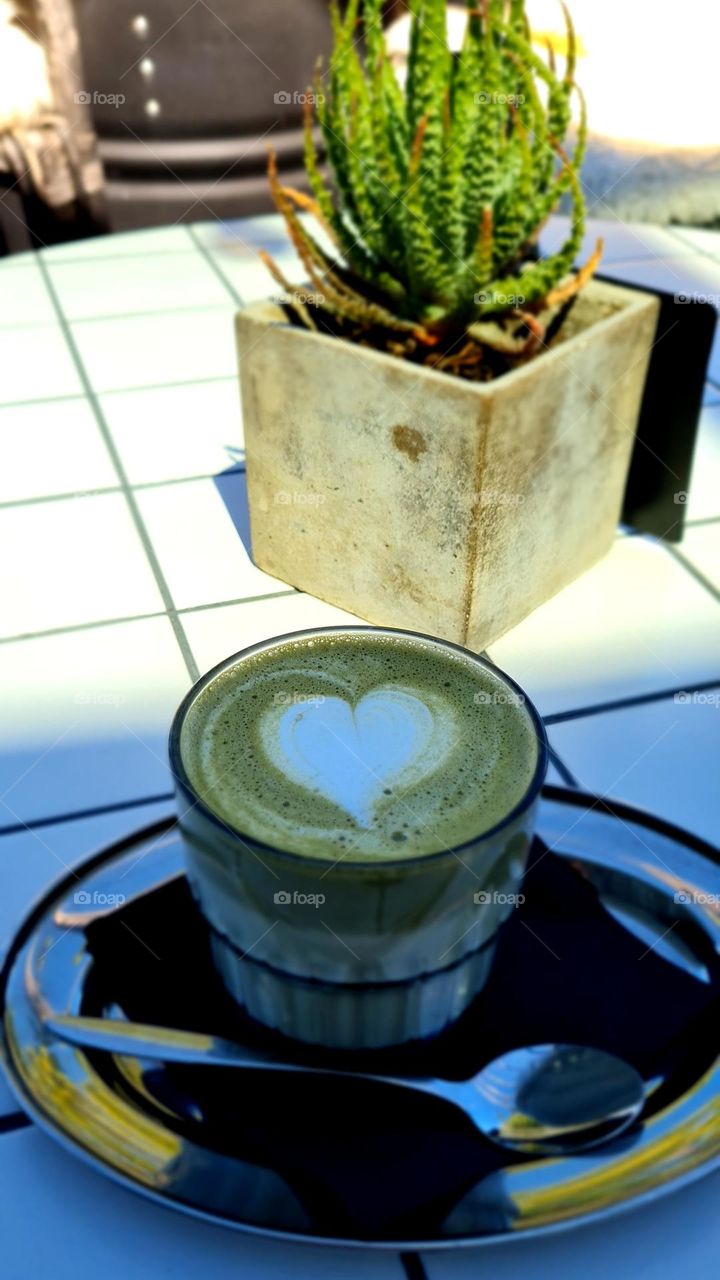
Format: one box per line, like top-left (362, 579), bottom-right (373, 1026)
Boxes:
top-left (237, 279), bottom-right (659, 650)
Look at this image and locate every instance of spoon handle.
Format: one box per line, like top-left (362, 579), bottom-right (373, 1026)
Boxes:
top-left (43, 1013), bottom-right (454, 1100)
top-left (45, 1014), bottom-right (285, 1068)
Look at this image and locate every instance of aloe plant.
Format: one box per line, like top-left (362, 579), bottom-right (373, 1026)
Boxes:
top-left (263, 0), bottom-right (601, 377)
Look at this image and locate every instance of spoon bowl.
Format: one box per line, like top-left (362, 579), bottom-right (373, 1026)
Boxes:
top-left (44, 1015), bottom-right (646, 1156)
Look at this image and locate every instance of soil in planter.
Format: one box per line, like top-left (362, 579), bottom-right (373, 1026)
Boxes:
top-left (277, 285), bottom-right (622, 385)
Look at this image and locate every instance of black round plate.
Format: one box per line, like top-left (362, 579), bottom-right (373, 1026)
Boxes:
top-left (1, 786), bottom-right (719, 1249)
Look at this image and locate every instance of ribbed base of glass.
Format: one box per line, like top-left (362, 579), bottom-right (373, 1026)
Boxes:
top-left (209, 931), bottom-right (498, 1049)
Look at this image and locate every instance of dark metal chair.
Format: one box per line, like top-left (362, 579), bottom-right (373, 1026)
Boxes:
top-left (73, 0), bottom-right (336, 228)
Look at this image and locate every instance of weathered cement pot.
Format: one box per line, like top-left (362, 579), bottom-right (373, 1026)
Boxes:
top-left (237, 279), bottom-right (659, 650)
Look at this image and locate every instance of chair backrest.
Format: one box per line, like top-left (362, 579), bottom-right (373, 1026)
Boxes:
top-left (73, 0), bottom-right (335, 138)
top-left (70, 0), bottom-right (340, 224)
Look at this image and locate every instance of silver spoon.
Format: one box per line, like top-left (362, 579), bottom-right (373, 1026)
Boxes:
top-left (44, 1016), bottom-right (645, 1156)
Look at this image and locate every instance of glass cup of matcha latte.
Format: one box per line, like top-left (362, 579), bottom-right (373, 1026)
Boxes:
top-left (170, 626), bottom-right (548, 1049)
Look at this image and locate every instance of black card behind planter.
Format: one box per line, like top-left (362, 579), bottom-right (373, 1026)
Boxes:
top-left (597, 275), bottom-right (717, 542)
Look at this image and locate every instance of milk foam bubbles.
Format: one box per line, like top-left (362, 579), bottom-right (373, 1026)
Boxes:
top-left (179, 630), bottom-right (539, 861)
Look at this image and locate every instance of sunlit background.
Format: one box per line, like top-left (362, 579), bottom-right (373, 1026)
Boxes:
top-left (0, 0), bottom-right (717, 251)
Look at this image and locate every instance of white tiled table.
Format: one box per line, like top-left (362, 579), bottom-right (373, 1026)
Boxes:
top-left (1, 214), bottom-right (719, 1279)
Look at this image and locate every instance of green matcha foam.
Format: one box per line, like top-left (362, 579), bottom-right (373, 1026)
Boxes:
top-left (180, 631), bottom-right (540, 861)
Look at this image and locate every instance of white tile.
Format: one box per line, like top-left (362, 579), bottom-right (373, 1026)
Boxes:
top-left (136, 476), bottom-right (288, 610)
top-left (0, 1129), bottom-right (402, 1280)
top-left (0, 616), bottom-right (190, 826)
top-left (48, 251), bottom-right (230, 321)
top-left (679, 523), bottom-right (720, 592)
top-left (0, 398), bottom-right (117, 503)
top-left (0, 800), bottom-right (173, 965)
top-left (41, 225), bottom-right (195, 261)
top-left (544, 758), bottom-right (574, 788)
top-left (196, 213), bottom-right (329, 303)
top-left (182, 592), bottom-right (363, 675)
top-left (0, 249), bottom-right (36, 267)
top-left (0, 493), bottom-right (164, 638)
top-left (667, 226), bottom-right (720, 260)
top-left (216, 254), bottom-right (299, 305)
top-left (687, 405), bottom-right (720, 521)
top-left (101, 379), bottom-right (243, 484)
top-left (0, 326), bottom-right (82, 404)
top-left (539, 215), bottom-right (696, 266)
top-left (600, 253), bottom-right (720, 307)
top-left (488, 537), bottom-right (720, 717)
top-left (423, 1171), bottom-right (720, 1280)
top-left (71, 307), bottom-right (237, 393)
top-left (548, 694), bottom-right (720, 848)
top-left (192, 214), bottom-right (291, 256)
top-left (0, 261), bottom-right (56, 327)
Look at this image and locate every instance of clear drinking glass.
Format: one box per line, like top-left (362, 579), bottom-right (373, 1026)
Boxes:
top-left (169, 626), bottom-right (548, 1049)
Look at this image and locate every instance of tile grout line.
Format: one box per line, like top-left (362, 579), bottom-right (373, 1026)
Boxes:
top-left (0, 744), bottom-right (577, 845)
top-left (0, 791), bottom-right (175, 840)
top-left (0, 485), bottom-right (123, 510)
top-left (0, 464), bottom-right (246, 512)
top-left (35, 256), bottom-right (201, 684)
top-left (6, 342), bottom-right (701, 412)
top-left (547, 746), bottom-right (580, 788)
top-left (1, 476), bottom-right (713, 523)
top-left (544, 677), bottom-right (720, 726)
top-left (685, 515), bottom-right (720, 529)
top-left (0, 1114), bottom-right (32, 1136)
top-left (67, 301), bottom-right (235, 327)
top-left (39, 245), bottom-right (201, 265)
top-left (0, 301), bottom-right (235, 333)
top-left (0, 587), bottom-right (297, 647)
top-left (664, 543), bottom-right (720, 607)
top-left (0, 374), bottom-right (239, 413)
top-left (400, 1251), bottom-right (430, 1280)
top-left (665, 226), bottom-right (720, 265)
top-left (185, 223), bottom-right (246, 308)
top-left (99, 372), bottom-right (239, 397)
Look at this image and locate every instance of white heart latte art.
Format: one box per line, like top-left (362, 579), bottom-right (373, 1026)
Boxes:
top-left (260, 687), bottom-right (456, 828)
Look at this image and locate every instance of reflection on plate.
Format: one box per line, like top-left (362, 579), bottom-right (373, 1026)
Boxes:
top-left (1, 787), bottom-right (719, 1250)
